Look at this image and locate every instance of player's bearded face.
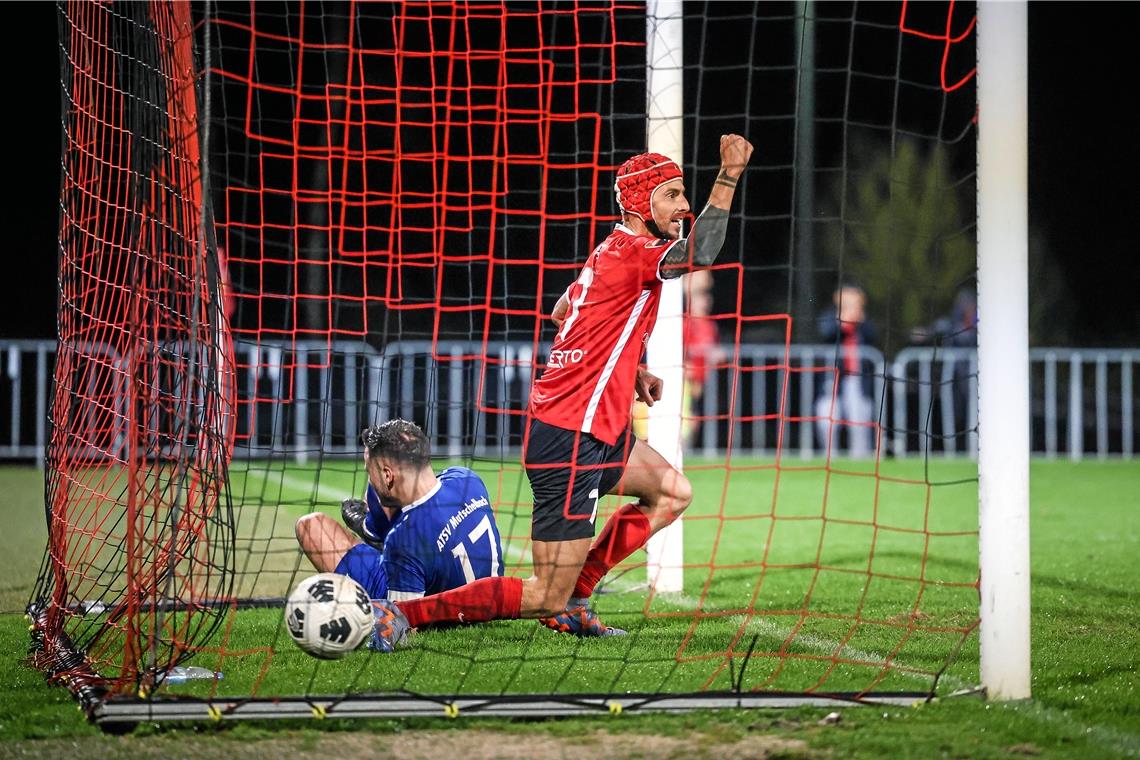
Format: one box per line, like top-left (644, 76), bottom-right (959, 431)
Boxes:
top-left (650, 180), bottom-right (689, 239)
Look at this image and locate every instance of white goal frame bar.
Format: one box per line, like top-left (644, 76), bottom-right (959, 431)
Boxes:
top-left (977, 1), bottom-right (1031, 701)
top-left (644, 0), bottom-right (685, 593)
top-left (91, 691), bottom-right (932, 725)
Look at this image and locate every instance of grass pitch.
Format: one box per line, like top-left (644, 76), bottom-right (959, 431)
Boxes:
top-left (0, 458), bottom-right (1137, 758)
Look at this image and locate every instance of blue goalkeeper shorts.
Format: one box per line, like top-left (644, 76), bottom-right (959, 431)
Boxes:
top-left (334, 543), bottom-right (389, 600)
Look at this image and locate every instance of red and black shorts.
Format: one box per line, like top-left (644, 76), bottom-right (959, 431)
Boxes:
top-left (524, 418), bottom-right (634, 541)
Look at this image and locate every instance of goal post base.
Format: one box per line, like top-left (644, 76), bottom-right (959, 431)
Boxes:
top-left (92, 690), bottom-right (940, 726)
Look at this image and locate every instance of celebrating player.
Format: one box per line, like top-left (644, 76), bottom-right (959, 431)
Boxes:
top-left (369, 134), bottom-right (754, 651)
top-left (295, 419), bottom-right (504, 603)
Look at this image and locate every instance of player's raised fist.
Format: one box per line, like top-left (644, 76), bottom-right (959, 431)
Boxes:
top-left (719, 134), bottom-right (754, 178)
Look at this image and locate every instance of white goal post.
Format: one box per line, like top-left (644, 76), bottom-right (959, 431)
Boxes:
top-left (977, 0), bottom-right (1031, 701)
top-left (644, 0), bottom-right (686, 593)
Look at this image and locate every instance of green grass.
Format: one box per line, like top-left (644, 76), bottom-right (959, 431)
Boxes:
top-left (1, 459), bottom-right (1137, 758)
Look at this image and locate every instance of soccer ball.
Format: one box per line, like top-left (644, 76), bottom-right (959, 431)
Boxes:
top-left (284, 573), bottom-right (374, 659)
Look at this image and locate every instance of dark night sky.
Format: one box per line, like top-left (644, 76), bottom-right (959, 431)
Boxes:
top-left (1026, 2), bottom-right (1140, 346)
top-left (1, 2), bottom-right (1137, 346)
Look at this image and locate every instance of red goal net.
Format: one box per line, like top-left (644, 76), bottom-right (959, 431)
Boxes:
top-left (30, 0), bottom-right (235, 703)
top-left (33, 0), bottom-right (981, 719)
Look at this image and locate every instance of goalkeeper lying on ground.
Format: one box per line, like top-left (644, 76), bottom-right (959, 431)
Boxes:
top-left (295, 419), bottom-right (504, 602)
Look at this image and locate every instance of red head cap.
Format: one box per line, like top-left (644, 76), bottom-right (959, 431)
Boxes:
top-left (614, 152), bottom-right (683, 222)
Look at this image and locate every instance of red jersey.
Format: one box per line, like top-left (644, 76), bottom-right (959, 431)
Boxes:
top-left (529, 224), bottom-right (679, 445)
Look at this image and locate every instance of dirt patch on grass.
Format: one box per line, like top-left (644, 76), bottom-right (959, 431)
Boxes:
top-left (1, 728), bottom-right (816, 760)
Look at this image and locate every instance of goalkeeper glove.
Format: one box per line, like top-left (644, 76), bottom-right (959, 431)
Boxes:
top-left (341, 498), bottom-right (385, 550)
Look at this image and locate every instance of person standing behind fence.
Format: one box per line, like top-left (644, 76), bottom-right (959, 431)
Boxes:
top-left (814, 283), bottom-right (878, 458)
top-left (630, 269), bottom-right (721, 448)
top-left (681, 269), bottom-right (721, 448)
top-left (911, 286), bottom-right (978, 440)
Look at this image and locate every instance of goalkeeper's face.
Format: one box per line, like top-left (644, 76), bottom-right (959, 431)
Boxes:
top-left (650, 179), bottom-right (689, 240)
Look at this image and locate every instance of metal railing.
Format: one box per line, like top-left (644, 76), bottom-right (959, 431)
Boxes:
top-left (3, 339), bottom-right (1135, 463)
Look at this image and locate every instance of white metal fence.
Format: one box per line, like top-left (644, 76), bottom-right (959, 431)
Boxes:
top-left (2, 339), bottom-right (1135, 463)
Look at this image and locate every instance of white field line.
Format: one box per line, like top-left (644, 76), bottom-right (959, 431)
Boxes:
top-left (235, 467), bottom-right (354, 507)
top-left (731, 613), bottom-right (1140, 756)
top-left (606, 586), bottom-right (1140, 756)
top-left (729, 613), bottom-right (963, 689)
top-left (602, 583), bottom-right (945, 687)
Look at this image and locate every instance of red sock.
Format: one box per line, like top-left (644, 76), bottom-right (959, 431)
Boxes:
top-left (572, 503), bottom-right (653, 599)
top-left (397, 576), bottom-right (523, 628)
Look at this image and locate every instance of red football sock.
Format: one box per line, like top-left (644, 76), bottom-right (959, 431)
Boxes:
top-left (572, 502), bottom-right (653, 600)
top-left (397, 576), bottom-right (523, 628)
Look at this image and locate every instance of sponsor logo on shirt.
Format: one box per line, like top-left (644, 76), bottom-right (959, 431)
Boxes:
top-left (435, 495), bottom-right (490, 551)
top-left (548, 348), bottom-right (585, 369)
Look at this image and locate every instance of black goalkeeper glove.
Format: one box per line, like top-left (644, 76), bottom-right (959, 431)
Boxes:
top-left (341, 498), bottom-right (384, 550)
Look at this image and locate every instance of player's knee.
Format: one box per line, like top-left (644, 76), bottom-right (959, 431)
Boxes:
top-left (295, 511), bottom-right (326, 542)
top-left (668, 472), bottom-right (693, 518)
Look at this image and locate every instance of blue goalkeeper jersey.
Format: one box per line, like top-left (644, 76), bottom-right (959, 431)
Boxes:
top-left (361, 466), bottom-right (503, 602)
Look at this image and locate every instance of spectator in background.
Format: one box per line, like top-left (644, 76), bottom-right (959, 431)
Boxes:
top-left (630, 269), bottom-right (722, 448)
top-left (814, 283), bottom-right (877, 458)
top-left (681, 269), bottom-right (721, 447)
top-left (911, 286), bottom-right (978, 439)
top-left (915, 286), bottom-right (977, 349)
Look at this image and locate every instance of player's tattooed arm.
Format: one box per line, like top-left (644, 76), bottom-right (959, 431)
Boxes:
top-left (659, 134), bottom-right (754, 280)
top-left (659, 204), bottom-right (731, 279)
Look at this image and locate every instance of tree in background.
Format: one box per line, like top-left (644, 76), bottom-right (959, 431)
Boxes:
top-left (821, 136), bottom-right (975, 350)
top-left (1027, 227), bottom-right (1075, 346)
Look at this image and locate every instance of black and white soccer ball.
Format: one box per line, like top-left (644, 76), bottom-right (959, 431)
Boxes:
top-left (284, 573), bottom-right (374, 659)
